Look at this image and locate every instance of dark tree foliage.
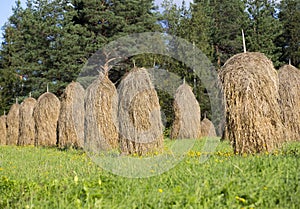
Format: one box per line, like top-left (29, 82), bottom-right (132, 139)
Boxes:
top-left (277, 0), bottom-right (300, 68)
top-left (245, 0), bottom-right (283, 68)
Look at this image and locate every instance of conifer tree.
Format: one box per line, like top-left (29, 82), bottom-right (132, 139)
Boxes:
top-left (277, 0), bottom-right (300, 67)
top-left (245, 0), bottom-right (283, 67)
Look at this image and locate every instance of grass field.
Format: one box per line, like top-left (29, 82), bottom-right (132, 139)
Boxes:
top-left (0, 140), bottom-right (299, 209)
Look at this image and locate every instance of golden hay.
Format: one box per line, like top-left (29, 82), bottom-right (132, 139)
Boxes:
top-left (219, 52), bottom-right (285, 154)
top-left (84, 73), bottom-right (119, 152)
top-left (34, 92), bottom-right (60, 146)
top-left (6, 103), bottom-right (20, 145)
top-left (0, 115), bottom-right (7, 145)
top-left (170, 83), bottom-right (201, 139)
top-left (118, 68), bottom-right (163, 155)
top-left (58, 82), bottom-right (85, 148)
top-left (278, 64), bottom-right (300, 141)
top-left (201, 117), bottom-right (217, 137)
top-left (18, 97), bottom-right (37, 146)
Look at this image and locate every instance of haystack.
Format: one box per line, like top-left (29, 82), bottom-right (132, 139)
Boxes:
top-left (278, 64), bottom-right (300, 141)
top-left (201, 117), bottom-right (217, 138)
top-left (34, 92), bottom-right (60, 146)
top-left (219, 52), bottom-right (285, 154)
top-left (170, 83), bottom-right (201, 139)
top-left (6, 103), bottom-right (20, 145)
top-left (118, 68), bottom-right (164, 155)
top-left (18, 97), bottom-right (37, 146)
top-left (58, 82), bottom-right (85, 148)
top-left (0, 115), bottom-right (7, 145)
top-left (84, 73), bottom-right (119, 152)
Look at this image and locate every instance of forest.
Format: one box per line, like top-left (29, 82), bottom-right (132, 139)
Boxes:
top-left (0, 0), bottom-right (299, 126)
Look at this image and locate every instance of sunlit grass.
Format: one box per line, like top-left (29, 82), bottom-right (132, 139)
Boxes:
top-left (0, 140), bottom-right (299, 208)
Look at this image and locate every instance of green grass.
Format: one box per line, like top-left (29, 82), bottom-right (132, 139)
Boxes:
top-left (0, 140), bottom-right (300, 209)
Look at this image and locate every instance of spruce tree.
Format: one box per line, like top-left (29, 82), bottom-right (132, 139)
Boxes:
top-left (277, 0), bottom-right (300, 67)
top-left (196, 0), bottom-right (249, 68)
top-left (245, 0), bottom-right (283, 67)
top-left (0, 0), bottom-right (27, 112)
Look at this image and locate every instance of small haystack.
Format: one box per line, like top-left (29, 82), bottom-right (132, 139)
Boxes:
top-left (18, 97), bottom-right (37, 146)
top-left (118, 68), bottom-right (164, 155)
top-left (58, 82), bottom-right (85, 148)
top-left (219, 52), bottom-right (285, 154)
top-left (279, 64), bottom-right (300, 141)
top-left (34, 92), bottom-right (60, 146)
top-left (201, 117), bottom-right (217, 138)
top-left (84, 73), bottom-right (119, 152)
top-left (0, 115), bottom-right (7, 145)
top-left (170, 83), bottom-right (201, 139)
top-left (6, 103), bottom-right (20, 145)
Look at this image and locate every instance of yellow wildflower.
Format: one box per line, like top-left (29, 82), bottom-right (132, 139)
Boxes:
top-left (235, 196), bottom-right (246, 203)
top-left (74, 175), bottom-right (78, 185)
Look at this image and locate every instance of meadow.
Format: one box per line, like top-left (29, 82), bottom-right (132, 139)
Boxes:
top-left (0, 140), bottom-right (299, 209)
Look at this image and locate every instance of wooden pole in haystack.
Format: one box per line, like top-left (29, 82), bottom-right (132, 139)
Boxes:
top-left (118, 67), bottom-right (164, 155)
top-left (242, 29), bottom-right (247, 53)
top-left (58, 82), bottom-right (85, 148)
top-left (219, 52), bottom-right (285, 154)
top-left (18, 97), bottom-right (37, 146)
top-left (84, 58), bottom-right (119, 152)
top-left (278, 64), bottom-right (300, 141)
top-left (34, 92), bottom-right (60, 146)
top-left (170, 82), bottom-right (201, 139)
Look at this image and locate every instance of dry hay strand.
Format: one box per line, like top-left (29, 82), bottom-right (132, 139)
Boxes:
top-left (118, 68), bottom-right (164, 155)
top-left (0, 115), bottom-right (7, 145)
top-left (18, 97), bottom-right (37, 146)
top-left (34, 92), bottom-right (60, 147)
top-left (170, 83), bottom-right (201, 139)
top-left (219, 52), bottom-right (285, 154)
top-left (201, 117), bottom-right (217, 138)
top-left (58, 82), bottom-right (85, 148)
top-left (279, 64), bottom-right (300, 141)
top-left (84, 73), bottom-right (119, 152)
top-left (6, 103), bottom-right (20, 145)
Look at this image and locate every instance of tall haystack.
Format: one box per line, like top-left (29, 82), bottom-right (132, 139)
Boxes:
top-left (84, 73), bottom-right (119, 152)
top-left (34, 92), bottom-right (60, 146)
top-left (58, 82), bottom-right (85, 148)
top-left (278, 64), bottom-right (300, 141)
top-left (0, 115), bottom-right (7, 145)
top-left (201, 117), bottom-right (217, 138)
top-left (219, 52), bottom-right (285, 154)
top-left (170, 83), bottom-right (201, 139)
top-left (18, 97), bottom-right (37, 146)
top-left (118, 68), bottom-right (164, 155)
top-left (6, 103), bottom-right (20, 145)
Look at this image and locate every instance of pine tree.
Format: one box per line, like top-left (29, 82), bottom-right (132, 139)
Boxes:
top-left (0, 0), bottom-right (27, 112)
top-left (277, 0), bottom-right (300, 67)
top-left (245, 0), bottom-right (283, 67)
top-left (197, 0), bottom-right (249, 68)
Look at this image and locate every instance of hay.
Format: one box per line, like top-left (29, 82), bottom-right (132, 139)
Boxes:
top-left (58, 82), bottom-right (85, 148)
top-left (18, 97), bottom-right (37, 146)
top-left (0, 115), bottom-right (7, 145)
top-left (118, 68), bottom-right (163, 155)
top-left (84, 73), bottom-right (119, 152)
top-left (6, 103), bottom-right (20, 145)
top-left (170, 83), bottom-right (201, 139)
top-left (201, 117), bottom-right (217, 137)
top-left (34, 92), bottom-right (60, 146)
top-left (219, 52), bottom-right (285, 154)
top-left (278, 64), bottom-right (300, 141)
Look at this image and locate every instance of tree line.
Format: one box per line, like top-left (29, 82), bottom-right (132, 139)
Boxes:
top-left (0, 0), bottom-right (299, 127)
